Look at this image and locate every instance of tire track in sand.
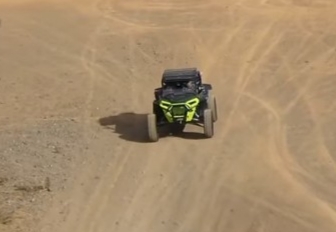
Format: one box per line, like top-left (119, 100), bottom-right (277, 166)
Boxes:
top-left (50, 3), bottom-right (136, 231)
top-left (236, 27), bottom-right (336, 228)
top-left (39, 1), bottom-right (336, 232)
top-left (79, 34), bottom-right (141, 232)
top-left (96, 0), bottom-right (229, 31)
top-left (71, 1), bottom-right (232, 232)
top-left (234, 83), bottom-right (336, 231)
top-left (61, 2), bottom-right (160, 231)
top-left (221, 20), bottom-right (283, 137)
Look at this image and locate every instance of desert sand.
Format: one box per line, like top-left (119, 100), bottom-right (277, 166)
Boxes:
top-left (1, 0), bottom-right (336, 232)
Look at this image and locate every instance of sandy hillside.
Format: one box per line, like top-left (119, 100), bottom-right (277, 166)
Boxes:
top-left (1, 0), bottom-right (336, 231)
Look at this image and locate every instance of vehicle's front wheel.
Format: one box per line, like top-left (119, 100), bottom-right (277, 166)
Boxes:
top-left (203, 109), bottom-right (214, 138)
top-left (147, 114), bottom-right (159, 142)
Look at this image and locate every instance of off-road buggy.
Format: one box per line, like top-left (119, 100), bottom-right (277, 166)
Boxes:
top-left (147, 68), bottom-right (217, 142)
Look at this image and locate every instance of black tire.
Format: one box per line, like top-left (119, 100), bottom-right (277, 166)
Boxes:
top-left (204, 109), bottom-right (214, 138)
top-left (147, 114), bottom-right (159, 142)
top-left (207, 90), bottom-right (218, 122)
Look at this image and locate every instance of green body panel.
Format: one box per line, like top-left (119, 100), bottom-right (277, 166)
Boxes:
top-left (159, 97), bottom-right (200, 123)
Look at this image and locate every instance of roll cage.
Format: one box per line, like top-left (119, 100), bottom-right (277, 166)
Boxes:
top-left (161, 67), bottom-right (202, 90)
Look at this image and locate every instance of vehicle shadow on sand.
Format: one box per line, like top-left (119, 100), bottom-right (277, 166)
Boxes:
top-left (98, 112), bottom-right (148, 143)
top-left (98, 112), bottom-right (208, 143)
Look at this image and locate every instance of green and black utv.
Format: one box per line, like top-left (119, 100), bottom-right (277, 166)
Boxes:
top-left (147, 68), bottom-right (217, 142)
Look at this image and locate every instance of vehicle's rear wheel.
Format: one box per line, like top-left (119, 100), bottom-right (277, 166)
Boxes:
top-left (207, 90), bottom-right (217, 122)
top-left (147, 114), bottom-right (159, 142)
top-left (203, 109), bottom-right (214, 138)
